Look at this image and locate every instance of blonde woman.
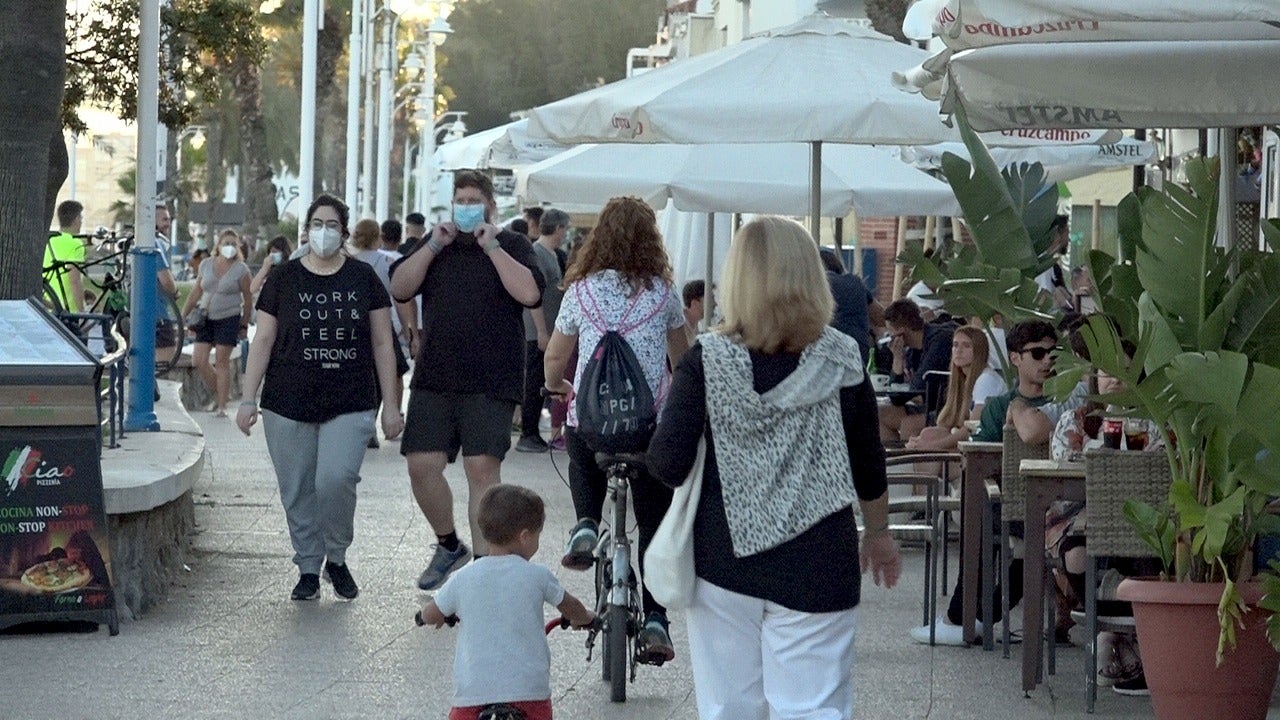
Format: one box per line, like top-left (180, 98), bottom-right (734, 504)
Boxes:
top-left (646, 216), bottom-right (900, 720)
top-left (350, 218), bottom-right (411, 443)
top-left (906, 325), bottom-right (1006, 451)
top-left (183, 229), bottom-right (252, 416)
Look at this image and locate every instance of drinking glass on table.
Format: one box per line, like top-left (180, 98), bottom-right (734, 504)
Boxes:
top-left (1124, 418), bottom-right (1149, 451)
top-left (1102, 417), bottom-right (1123, 450)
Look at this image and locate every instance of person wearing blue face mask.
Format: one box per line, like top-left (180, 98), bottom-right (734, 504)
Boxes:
top-left (389, 169), bottom-right (545, 591)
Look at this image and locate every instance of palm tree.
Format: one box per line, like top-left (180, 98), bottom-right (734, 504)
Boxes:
top-left (864, 0), bottom-right (910, 43)
top-left (108, 167), bottom-right (137, 228)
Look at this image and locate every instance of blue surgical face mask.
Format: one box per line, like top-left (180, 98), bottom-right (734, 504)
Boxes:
top-left (453, 203), bottom-right (486, 233)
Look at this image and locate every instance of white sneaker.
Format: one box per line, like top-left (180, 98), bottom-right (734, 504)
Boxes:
top-left (909, 616), bottom-right (980, 646)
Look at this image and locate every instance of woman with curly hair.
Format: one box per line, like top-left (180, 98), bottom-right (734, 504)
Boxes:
top-left (906, 325), bottom-right (1006, 451)
top-left (544, 196), bottom-right (690, 663)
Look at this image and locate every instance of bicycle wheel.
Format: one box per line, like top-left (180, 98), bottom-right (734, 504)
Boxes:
top-left (40, 279), bottom-right (65, 316)
top-left (607, 602), bottom-right (628, 702)
top-left (596, 532), bottom-right (613, 683)
top-left (153, 293), bottom-right (184, 375)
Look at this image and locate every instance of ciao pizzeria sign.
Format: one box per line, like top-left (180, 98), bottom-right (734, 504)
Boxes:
top-left (0, 429), bottom-right (118, 633)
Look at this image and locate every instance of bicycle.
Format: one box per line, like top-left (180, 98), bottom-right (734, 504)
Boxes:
top-left (41, 231), bottom-right (185, 374)
top-left (585, 451), bottom-right (662, 703)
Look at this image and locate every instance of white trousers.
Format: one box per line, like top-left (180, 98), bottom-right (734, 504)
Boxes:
top-left (686, 578), bottom-right (859, 720)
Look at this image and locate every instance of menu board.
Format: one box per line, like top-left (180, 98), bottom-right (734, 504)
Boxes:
top-left (0, 300), bottom-right (92, 366)
top-left (0, 427), bottom-right (116, 630)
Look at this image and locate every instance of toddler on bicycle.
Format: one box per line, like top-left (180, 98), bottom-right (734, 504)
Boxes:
top-left (419, 484), bottom-right (596, 720)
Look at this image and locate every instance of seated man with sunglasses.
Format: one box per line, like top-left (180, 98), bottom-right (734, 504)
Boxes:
top-left (911, 319), bottom-right (1086, 645)
top-left (971, 319), bottom-right (1085, 444)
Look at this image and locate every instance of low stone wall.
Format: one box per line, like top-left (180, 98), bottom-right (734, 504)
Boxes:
top-left (162, 343), bottom-right (244, 412)
top-left (100, 380), bottom-right (205, 620)
top-left (107, 489), bottom-right (196, 620)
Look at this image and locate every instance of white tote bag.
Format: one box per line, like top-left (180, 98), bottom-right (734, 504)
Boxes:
top-left (642, 437), bottom-right (705, 610)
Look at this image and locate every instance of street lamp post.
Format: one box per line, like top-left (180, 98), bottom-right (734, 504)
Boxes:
top-left (299, 0), bottom-right (320, 221)
top-left (374, 5), bottom-right (398, 222)
top-left (414, 17), bottom-right (450, 215)
top-left (344, 0), bottom-right (366, 214)
top-left (372, 0), bottom-right (454, 222)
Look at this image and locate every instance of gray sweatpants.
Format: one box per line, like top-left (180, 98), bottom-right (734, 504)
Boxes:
top-left (262, 409), bottom-right (376, 575)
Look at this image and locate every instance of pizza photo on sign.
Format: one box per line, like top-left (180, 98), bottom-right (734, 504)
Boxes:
top-left (19, 558), bottom-right (92, 594)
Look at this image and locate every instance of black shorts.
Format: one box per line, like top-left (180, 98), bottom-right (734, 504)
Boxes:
top-left (195, 315), bottom-right (240, 347)
top-left (393, 335), bottom-right (409, 376)
top-left (401, 390), bottom-right (514, 462)
top-left (155, 318), bottom-right (178, 349)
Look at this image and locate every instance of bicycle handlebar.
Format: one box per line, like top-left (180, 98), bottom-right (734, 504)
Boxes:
top-left (414, 611), bottom-right (599, 633)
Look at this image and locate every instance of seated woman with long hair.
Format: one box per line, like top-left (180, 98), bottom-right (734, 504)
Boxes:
top-left (906, 325), bottom-right (1005, 451)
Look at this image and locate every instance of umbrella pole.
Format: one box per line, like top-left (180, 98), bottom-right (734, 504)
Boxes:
top-left (705, 212), bottom-right (715, 330)
top-left (892, 215), bottom-right (909, 300)
top-left (1092, 199), bottom-right (1102, 253)
top-left (1217, 128), bottom-right (1238, 253)
top-left (810, 141), bottom-right (822, 241)
top-left (853, 211), bottom-right (864, 278)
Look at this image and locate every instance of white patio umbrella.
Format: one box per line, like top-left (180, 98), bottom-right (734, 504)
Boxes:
top-left (894, 0), bottom-right (1280, 248)
top-left (436, 119), bottom-right (568, 171)
top-left (900, 137), bottom-right (1157, 183)
top-left (893, 0), bottom-right (1280, 130)
top-left (526, 14), bottom-right (959, 237)
top-left (518, 142), bottom-right (961, 217)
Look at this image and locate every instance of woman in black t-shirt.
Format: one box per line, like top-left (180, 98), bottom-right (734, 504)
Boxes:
top-left (236, 194), bottom-right (405, 602)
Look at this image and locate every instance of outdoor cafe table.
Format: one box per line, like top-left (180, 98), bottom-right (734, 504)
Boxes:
top-left (1019, 458), bottom-right (1086, 694)
top-left (956, 440), bottom-right (1003, 646)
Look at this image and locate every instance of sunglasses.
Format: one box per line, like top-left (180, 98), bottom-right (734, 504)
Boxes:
top-left (1017, 346), bottom-right (1055, 361)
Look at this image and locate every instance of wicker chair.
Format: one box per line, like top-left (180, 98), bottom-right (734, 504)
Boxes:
top-left (982, 425), bottom-right (1050, 655)
top-left (1079, 449), bottom-right (1170, 712)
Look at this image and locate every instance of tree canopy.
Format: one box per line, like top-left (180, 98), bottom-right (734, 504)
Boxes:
top-left (64, 0), bottom-right (264, 133)
top-left (439, 0), bottom-right (662, 132)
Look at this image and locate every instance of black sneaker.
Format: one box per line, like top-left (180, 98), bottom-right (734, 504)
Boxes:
top-left (515, 435), bottom-right (549, 453)
top-left (561, 520), bottom-right (598, 570)
top-left (367, 436), bottom-right (380, 449)
top-left (291, 573), bottom-right (320, 601)
top-left (637, 612), bottom-right (676, 665)
top-left (324, 561), bottom-right (359, 600)
top-left (1112, 673), bottom-right (1149, 696)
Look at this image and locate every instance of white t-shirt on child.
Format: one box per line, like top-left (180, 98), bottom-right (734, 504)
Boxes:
top-left (433, 554), bottom-right (566, 707)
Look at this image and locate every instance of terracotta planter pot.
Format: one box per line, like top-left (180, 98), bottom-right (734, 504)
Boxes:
top-left (1117, 578), bottom-right (1280, 720)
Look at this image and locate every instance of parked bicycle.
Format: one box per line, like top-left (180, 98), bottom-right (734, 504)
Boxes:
top-left (41, 230), bottom-right (185, 374)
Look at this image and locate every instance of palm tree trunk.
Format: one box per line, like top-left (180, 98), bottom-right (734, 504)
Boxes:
top-left (203, 116), bottom-right (224, 247)
top-left (0, 1), bottom-right (66, 299)
top-left (313, 6), bottom-right (345, 199)
top-left (230, 54), bottom-right (278, 239)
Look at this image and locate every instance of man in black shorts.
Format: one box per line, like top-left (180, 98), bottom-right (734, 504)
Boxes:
top-left (390, 169), bottom-right (544, 590)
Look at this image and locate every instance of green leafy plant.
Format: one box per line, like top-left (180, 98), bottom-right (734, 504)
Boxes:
top-left (923, 107), bottom-right (1280, 667)
top-left (898, 106), bottom-right (1064, 375)
top-left (1041, 156), bottom-right (1280, 664)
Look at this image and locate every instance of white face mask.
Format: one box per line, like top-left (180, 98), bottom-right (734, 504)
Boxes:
top-left (219, 245), bottom-right (238, 260)
top-left (309, 227), bottom-right (343, 258)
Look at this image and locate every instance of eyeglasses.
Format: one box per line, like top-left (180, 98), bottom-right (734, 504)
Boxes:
top-left (1017, 346), bottom-right (1055, 361)
top-left (308, 219), bottom-right (343, 231)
